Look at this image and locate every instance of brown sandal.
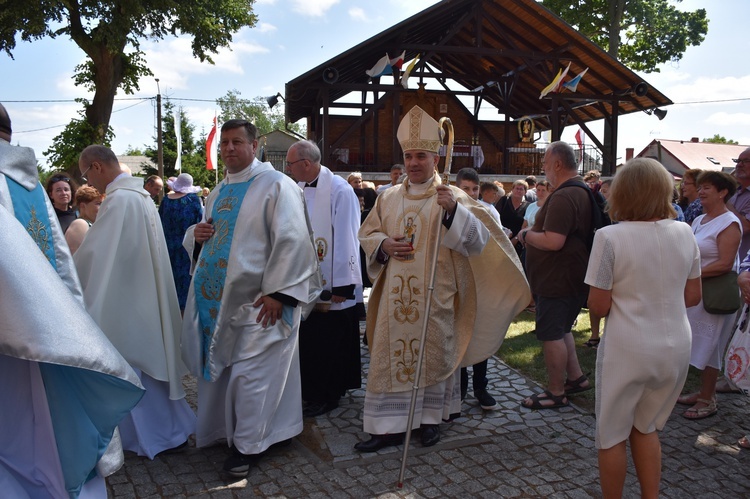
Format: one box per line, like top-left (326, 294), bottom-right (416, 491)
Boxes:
top-left (521, 390), bottom-right (569, 410)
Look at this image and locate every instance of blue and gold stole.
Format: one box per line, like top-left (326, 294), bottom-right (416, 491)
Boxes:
top-left (194, 178), bottom-right (254, 379)
top-left (6, 178), bottom-right (57, 270)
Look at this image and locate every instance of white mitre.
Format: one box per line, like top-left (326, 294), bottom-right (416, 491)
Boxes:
top-left (397, 105), bottom-right (441, 153)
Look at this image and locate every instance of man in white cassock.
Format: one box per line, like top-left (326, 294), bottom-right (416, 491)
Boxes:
top-left (74, 145), bottom-right (196, 459)
top-left (0, 103), bottom-right (144, 498)
top-left (182, 120), bottom-right (320, 478)
top-left (356, 105), bottom-right (530, 452)
top-left (286, 140), bottom-right (362, 418)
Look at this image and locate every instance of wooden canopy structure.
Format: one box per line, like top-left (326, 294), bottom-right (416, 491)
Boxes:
top-left (285, 0), bottom-right (671, 175)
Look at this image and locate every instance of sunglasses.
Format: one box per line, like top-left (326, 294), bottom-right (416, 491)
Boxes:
top-left (50, 175), bottom-right (71, 183)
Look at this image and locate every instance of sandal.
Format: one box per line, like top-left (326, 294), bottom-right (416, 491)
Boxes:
top-left (521, 390), bottom-right (569, 410)
top-left (584, 338), bottom-right (600, 349)
top-left (682, 398), bottom-right (717, 420)
top-left (738, 436), bottom-right (750, 449)
top-left (564, 374), bottom-right (592, 395)
top-left (676, 392), bottom-right (699, 406)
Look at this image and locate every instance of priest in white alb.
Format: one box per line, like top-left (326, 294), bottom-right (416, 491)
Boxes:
top-left (74, 145), bottom-right (196, 459)
top-left (182, 120), bottom-right (321, 478)
top-left (356, 105), bottom-right (530, 452)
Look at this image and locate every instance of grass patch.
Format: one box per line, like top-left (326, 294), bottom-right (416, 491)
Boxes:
top-left (498, 309), bottom-right (702, 413)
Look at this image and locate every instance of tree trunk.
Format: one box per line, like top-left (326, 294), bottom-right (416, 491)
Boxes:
top-left (85, 46), bottom-right (126, 145)
top-left (602, 0), bottom-right (627, 174)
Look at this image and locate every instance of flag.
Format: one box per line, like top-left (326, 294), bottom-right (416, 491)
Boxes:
top-left (562, 67), bottom-right (589, 93)
top-left (206, 115), bottom-right (218, 171)
top-left (401, 54), bottom-right (420, 89)
top-left (539, 62), bottom-right (571, 99)
top-left (575, 128), bottom-right (583, 149)
top-left (389, 50), bottom-right (406, 71)
top-left (174, 107), bottom-right (182, 172)
top-left (366, 53), bottom-right (392, 78)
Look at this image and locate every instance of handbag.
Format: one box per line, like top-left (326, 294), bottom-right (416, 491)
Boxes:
top-left (702, 271), bottom-right (740, 315)
top-left (725, 304), bottom-right (750, 394)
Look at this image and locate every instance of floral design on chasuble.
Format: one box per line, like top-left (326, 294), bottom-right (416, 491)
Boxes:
top-left (26, 206), bottom-right (51, 260)
top-left (389, 199), bottom-right (431, 386)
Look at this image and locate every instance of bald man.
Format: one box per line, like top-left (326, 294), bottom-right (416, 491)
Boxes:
top-left (74, 145), bottom-right (196, 459)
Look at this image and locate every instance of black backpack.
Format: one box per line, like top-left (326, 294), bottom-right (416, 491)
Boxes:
top-left (564, 183), bottom-right (611, 251)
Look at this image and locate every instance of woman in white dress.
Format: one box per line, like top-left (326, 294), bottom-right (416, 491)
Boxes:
top-left (585, 158), bottom-right (701, 498)
top-left (677, 171), bottom-right (741, 419)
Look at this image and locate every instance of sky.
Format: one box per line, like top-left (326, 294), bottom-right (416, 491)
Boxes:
top-left (2, 0), bottom-right (748, 170)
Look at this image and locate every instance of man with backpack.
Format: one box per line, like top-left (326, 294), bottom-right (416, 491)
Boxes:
top-left (517, 141), bottom-right (593, 409)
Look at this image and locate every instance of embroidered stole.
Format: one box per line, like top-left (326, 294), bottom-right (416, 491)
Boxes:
top-left (6, 178), bottom-right (57, 269)
top-left (302, 167), bottom-right (333, 294)
top-left (194, 178), bottom-right (254, 379)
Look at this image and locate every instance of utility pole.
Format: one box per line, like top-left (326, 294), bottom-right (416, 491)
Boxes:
top-left (156, 78), bottom-right (164, 202)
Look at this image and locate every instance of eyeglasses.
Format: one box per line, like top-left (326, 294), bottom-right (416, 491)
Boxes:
top-left (50, 175), bottom-right (71, 183)
top-left (734, 158), bottom-right (750, 165)
top-left (80, 164), bottom-right (92, 182)
top-left (285, 158), bottom-right (307, 168)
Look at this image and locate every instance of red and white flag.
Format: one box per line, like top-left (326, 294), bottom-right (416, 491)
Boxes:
top-left (575, 128), bottom-right (584, 166)
top-left (206, 114), bottom-right (218, 171)
top-left (389, 50), bottom-right (406, 71)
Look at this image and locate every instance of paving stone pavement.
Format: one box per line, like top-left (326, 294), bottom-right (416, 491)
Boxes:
top-left (106, 340), bottom-right (750, 498)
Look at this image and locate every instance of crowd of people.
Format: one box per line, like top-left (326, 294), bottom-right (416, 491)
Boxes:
top-left (2, 98), bottom-right (749, 498)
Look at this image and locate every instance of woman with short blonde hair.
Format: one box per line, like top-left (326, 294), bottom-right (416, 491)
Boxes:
top-left (585, 157), bottom-right (701, 498)
top-left (347, 172), bottom-right (363, 189)
top-left (607, 158), bottom-right (677, 222)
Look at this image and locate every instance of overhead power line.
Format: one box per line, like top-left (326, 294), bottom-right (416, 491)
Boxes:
top-left (12, 98), bottom-right (153, 134)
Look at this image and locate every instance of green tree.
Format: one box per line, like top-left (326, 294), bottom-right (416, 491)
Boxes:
top-left (217, 89), bottom-right (304, 136)
top-left (542, 0), bottom-right (708, 174)
top-left (2, 0), bottom-right (257, 167)
top-left (703, 134), bottom-right (738, 145)
top-left (123, 145), bottom-right (145, 156)
top-left (542, 0), bottom-right (708, 72)
top-left (43, 101), bottom-right (114, 171)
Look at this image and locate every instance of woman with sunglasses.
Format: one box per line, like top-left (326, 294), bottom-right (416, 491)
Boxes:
top-left (45, 172), bottom-right (79, 233)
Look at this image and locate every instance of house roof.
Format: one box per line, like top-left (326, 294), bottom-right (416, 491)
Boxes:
top-left (635, 139), bottom-right (749, 175)
top-left (117, 155), bottom-right (155, 176)
top-left (285, 0), bottom-right (671, 130)
top-left (258, 129), bottom-right (305, 142)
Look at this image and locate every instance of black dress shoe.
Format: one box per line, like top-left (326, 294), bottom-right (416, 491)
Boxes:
top-left (303, 400), bottom-right (339, 418)
top-left (353, 433), bottom-right (404, 452)
top-left (420, 425), bottom-right (440, 447)
top-left (223, 449), bottom-right (261, 478)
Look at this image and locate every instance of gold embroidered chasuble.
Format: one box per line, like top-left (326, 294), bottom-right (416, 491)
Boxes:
top-left (359, 174), bottom-right (530, 394)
